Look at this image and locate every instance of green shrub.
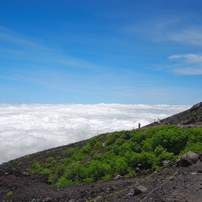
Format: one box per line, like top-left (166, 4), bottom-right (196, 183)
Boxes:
top-left (183, 142), bottom-right (202, 153)
top-left (56, 176), bottom-right (74, 186)
top-left (124, 152), bottom-right (140, 167)
top-left (129, 141), bottom-right (141, 153)
top-left (32, 161), bottom-right (42, 173)
top-left (63, 147), bottom-right (75, 158)
top-left (87, 160), bottom-right (107, 181)
top-left (105, 131), bottom-right (120, 146)
top-left (113, 144), bottom-right (120, 155)
top-left (7, 191), bottom-right (12, 198)
top-left (28, 126), bottom-right (202, 187)
top-left (93, 153), bottom-right (103, 160)
top-left (139, 152), bottom-right (155, 169)
top-left (55, 164), bottom-right (65, 177)
top-left (120, 131), bottom-right (131, 140)
top-left (62, 157), bottom-right (72, 165)
top-left (154, 145), bottom-right (165, 156)
top-left (83, 177), bottom-right (94, 183)
top-left (110, 157), bottom-right (128, 176)
top-left (102, 174), bottom-right (112, 181)
top-left (89, 134), bottom-right (103, 146)
top-left (93, 141), bottom-right (102, 150)
top-left (41, 168), bottom-right (52, 175)
top-left (154, 145), bottom-right (174, 166)
top-left (142, 138), bottom-right (152, 152)
top-left (80, 144), bottom-right (91, 154)
top-left (46, 157), bottom-right (56, 168)
top-left (151, 125), bottom-right (188, 154)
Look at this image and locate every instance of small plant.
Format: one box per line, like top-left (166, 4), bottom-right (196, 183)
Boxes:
top-left (16, 161), bottom-right (22, 166)
top-left (7, 191), bottom-right (13, 197)
top-left (164, 168), bottom-right (169, 171)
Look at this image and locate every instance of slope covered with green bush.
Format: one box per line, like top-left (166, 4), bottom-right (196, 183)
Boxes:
top-left (29, 125), bottom-right (202, 186)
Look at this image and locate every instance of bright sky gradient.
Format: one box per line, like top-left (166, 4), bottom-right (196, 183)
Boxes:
top-left (0, 0), bottom-right (202, 104)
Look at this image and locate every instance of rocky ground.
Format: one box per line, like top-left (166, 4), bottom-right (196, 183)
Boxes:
top-left (0, 159), bottom-right (202, 202)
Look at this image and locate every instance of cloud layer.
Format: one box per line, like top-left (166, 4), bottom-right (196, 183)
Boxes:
top-left (0, 104), bottom-right (190, 164)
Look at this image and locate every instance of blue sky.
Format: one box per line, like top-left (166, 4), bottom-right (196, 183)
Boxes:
top-left (0, 0), bottom-right (202, 104)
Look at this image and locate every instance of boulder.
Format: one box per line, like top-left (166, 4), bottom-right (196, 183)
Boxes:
top-left (128, 185), bottom-right (147, 196)
top-left (162, 160), bottom-right (170, 166)
top-left (177, 151), bottom-right (199, 167)
top-left (113, 174), bottom-right (122, 180)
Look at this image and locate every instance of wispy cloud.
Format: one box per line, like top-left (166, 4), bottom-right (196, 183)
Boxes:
top-left (169, 28), bottom-right (202, 46)
top-left (0, 26), bottom-right (49, 50)
top-left (169, 54), bottom-right (202, 63)
top-left (168, 54), bottom-right (202, 75)
top-left (121, 17), bottom-right (177, 39)
top-left (0, 26), bottom-right (102, 71)
top-left (0, 26), bottom-right (143, 96)
top-left (0, 104), bottom-right (190, 164)
top-left (173, 67), bottom-right (202, 75)
top-left (122, 16), bottom-right (202, 46)
top-left (0, 26), bottom-right (114, 91)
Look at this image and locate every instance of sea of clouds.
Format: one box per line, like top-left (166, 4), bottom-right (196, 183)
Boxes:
top-left (0, 103), bottom-right (190, 164)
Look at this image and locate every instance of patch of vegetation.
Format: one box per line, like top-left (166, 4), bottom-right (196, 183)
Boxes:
top-left (7, 191), bottom-right (13, 198)
top-left (29, 125), bottom-right (202, 187)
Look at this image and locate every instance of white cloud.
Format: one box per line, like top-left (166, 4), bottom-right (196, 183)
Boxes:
top-left (169, 54), bottom-right (202, 63)
top-left (168, 54), bottom-right (202, 75)
top-left (122, 16), bottom-right (202, 47)
top-left (0, 26), bottom-right (100, 72)
top-left (173, 67), bottom-right (202, 75)
top-left (0, 104), bottom-right (190, 164)
top-left (0, 26), bottom-right (49, 51)
top-left (169, 29), bottom-right (202, 46)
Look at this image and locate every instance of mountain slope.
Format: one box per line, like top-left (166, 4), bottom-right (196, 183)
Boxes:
top-left (146, 102), bottom-right (202, 128)
top-left (0, 102), bottom-right (202, 201)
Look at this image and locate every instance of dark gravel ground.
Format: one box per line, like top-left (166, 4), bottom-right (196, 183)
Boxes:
top-left (0, 160), bottom-right (202, 202)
